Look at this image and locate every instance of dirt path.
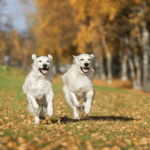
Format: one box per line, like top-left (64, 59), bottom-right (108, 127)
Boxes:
top-left (93, 78), bottom-right (150, 97)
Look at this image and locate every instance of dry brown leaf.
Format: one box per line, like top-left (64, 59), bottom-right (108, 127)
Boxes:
top-left (7, 142), bottom-right (17, 149)
top-left (67, 131), bottom-right (72, 135)
top-left (77, 125), bottom-right (81, 129)
top-left (17, 143), bottom-right (28, 150)
top-left (60, 142), bottom-right (68, 147)
top-left (0, 144), bottom-right (7, 150)
top-left (57, 118), bottom-right (61, 124)
top-left (102, 147), bottom-right (110, 150)
top-left (112, 145), bottom-right (121, 150)
top-left (42, 119), bottom-right (47, 124)
top-left (85, 140), bottom-right (93, 150)
top-left (28, 120), bottom-right (31, 124)
top-left (17, 137), bottom-right (26, 144)
top-left (91, 133), bottom-right (97, 138)
top-left (20, 115), bottom-right (26, 119)
top-left (48, 120), bottom-right (52, 123)
top-left (2, 136), bottom-right (10, 143)
top-left (4, 116), bottom-right (9, 120)
top-left (133, 141), bottom-right (140, 147)
top-left (6, 122), bottom-right (11, 128)
top-left (140, 137), bottom-right (148, 145)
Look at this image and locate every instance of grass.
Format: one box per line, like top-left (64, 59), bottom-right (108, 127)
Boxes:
top-left (0, 65), bottom-right (150, 150)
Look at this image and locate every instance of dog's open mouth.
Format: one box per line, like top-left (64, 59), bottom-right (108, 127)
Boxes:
top-left (80, 67), bottom-right (89, 73)
top-left (39, 68), bottom-right (49, 75)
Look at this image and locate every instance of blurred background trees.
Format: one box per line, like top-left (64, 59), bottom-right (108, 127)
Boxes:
top-left (0, 0), bottom-right (150, 92)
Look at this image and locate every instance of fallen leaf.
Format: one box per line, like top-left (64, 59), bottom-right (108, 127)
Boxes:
top-left (85, 140), bottom-right (93, 150)
top-left (6, 122), bottom-right (11, 128)
top-left (4, 116), bottom-right (9, 120)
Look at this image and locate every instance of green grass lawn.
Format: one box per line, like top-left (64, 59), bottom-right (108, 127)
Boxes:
top-left (0, 65), bottom-right (150, 150)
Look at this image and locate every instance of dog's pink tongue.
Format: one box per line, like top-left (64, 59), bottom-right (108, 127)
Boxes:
top-left (41, 70), bottom-right (48, 74)
top-left (83, 69), bottom-right (89, 73)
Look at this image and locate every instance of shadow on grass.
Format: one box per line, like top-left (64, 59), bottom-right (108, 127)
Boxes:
top-left (51, 115), bottom-right (138, 124)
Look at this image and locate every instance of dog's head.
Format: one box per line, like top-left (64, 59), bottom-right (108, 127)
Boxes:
top-left (73, 54), bottom-right (94, 74)
top-left (32, 54), bottom-right (53, 76)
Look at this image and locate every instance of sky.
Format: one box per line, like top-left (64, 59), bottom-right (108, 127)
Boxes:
top-left (0, 0), bottom-right (35, 34)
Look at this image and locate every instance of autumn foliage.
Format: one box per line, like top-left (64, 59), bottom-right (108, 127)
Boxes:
top-left (0, 0), bottom-right (150, 91)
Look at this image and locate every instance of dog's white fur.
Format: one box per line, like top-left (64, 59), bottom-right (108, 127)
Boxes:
top-left (62, 54), bottom-right (95, 119)
top-left (22, 54), bottom-right (54, 124)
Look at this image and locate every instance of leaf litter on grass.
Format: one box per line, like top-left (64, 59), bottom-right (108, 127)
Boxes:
top-left (1, 66), bottom-right (150, 149)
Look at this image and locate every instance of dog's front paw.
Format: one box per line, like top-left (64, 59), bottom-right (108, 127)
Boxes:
top-left (34, 116), bottom-right (40, 124)
top-left (84, 107), bottom-right (91, 115)
top-left (47, 111), bottom-right (53, 117)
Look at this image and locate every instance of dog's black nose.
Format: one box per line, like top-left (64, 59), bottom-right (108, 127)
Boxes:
top-left (43, 64), bottom-right (47, 67)
top-left (84, 63), bottom-right (89, 66)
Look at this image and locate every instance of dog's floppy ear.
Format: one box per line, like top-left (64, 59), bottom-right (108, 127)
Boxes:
top-left (48, 54), bottom-right (53, 62)
top-left (73, 55), bottom-right (78, 64)
top-left (90, 54), bottom-right (94, 59)
top-left (32, 54), bottom-right (37, 60)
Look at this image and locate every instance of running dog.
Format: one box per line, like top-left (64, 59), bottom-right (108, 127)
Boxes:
top-left (23, 54), bottom-right (54, 124)
top-left (62, 54), bottom-right (95, 119)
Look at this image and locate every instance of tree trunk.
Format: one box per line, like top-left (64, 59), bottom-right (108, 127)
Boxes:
top-left (93, 51), bottom-right (101, 78)
top-left (142, 25), bottom-right (150, 92)
top-left (96, 45), bottom-right (106, 80)
top-left (124, 37), bottom-right (136, 88)
top-left (134, 52), bottom-right (142, 90)
top-left (121, 53), bottom-right (128, 81)
top-left (140, 0), bottom-right (150, 92)
top-left (102, 37), bottom-right (112, 84)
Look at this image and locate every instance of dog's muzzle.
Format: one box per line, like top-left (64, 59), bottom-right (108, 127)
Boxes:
top-left (39, 68), bottom-right (49, 75)
top-left (80, 67), bottom-right (89, 73)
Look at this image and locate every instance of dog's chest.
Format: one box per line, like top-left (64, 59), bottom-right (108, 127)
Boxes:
top-left (69, 76), bottom-right (93, 94)
top-left (31, 78), bottom-right (52, 99)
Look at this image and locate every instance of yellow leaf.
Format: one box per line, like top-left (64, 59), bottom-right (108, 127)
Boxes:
top-left (77, 125), bottom-right (81, 129)
top-left (42, 120), bottom-right (47, 124)
top-left (17, 137), bottom-right (26, 144)
top-left (7, 142), bottom-right (17, 149)
top-left (6, 122), bottom-right (11, 128)
top-left (102, 147), bottom-right (111, 150)
top-left (20, 115), bottom-right (26, 119)
top-left (85, 140), bottom-right (93, 150)
top-left (60, 142), bottom-right (68, 147)
top-left (112, 145), bottom-right (121, 150)
top-left (48, 120), bottom-right (52, 124)
top-left (2, 136), bottom-right (10, 143)
top-left (4, 116), bottom-right (9, 120)
top-left (133, 141), bottom-right (140, 147)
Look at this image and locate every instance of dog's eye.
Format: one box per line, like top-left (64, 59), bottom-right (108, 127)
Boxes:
top-left (39, 60), bottom-right (42, 62)
top-left (88, 59), bottom-right (91, 61)
top-left (80, 59), bottom-right (84, 61)
top-left (47, 61), bottom-right (50, 63)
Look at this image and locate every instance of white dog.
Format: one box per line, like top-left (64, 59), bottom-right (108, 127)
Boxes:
top-left (62, 54), bottom-right (95, 119)
top-left (22, 54), bottom-right (54, 124)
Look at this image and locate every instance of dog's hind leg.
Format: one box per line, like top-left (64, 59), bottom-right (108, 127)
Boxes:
top-left (63, 86), bottom-right (80, 119)
top-left (39, 100), bottom-right (46, 120)
top-left (84, 91), bottom-right (95, 115)
top-left (39, 108), bottom-right (45, 120)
